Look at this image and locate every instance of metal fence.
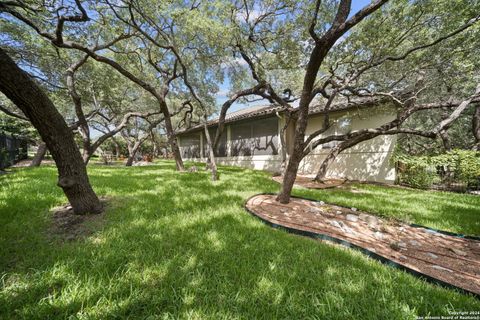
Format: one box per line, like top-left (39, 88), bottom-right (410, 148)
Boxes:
top-left (0, 133), bottom-right (28, 169)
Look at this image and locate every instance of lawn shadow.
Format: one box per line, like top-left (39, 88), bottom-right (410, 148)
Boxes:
top-left (1, 162), bottom-right (479, 319)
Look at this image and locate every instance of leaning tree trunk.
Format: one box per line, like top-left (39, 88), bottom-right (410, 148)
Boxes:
top-left (125, 137), bottom-right (146, 167)
top-left (277, 108), bottom-right (310, 203)
top-left (150, 131), bottom-right (159, 158)
top-left (439, 130), bottom-right (452, 152)
top-left (278, 115), bottom-right (291, 176)
top-left (166, 121), bottom-right (184, 170)
top-left (438, 108), bottom-right (452, 151)
top-left (314, 145), bottom-right (343, 182)
top-left (0, 48), bottom-right (102, 214)
top-left (277, 44), bottom-right (333, 204)
top-left (29, 142), bottom-right (47, 167)
top-left (314, 133), bottom-right (376, 182)
top-left (125, 155), bottom-right (135, 167)
top-left (159, 100), bottom-right (184, 171)
top-left (82, 147), bottom-right (94, 164)
top-left (473, 105), bottom-right (480, 150)
top-left (203, 124), bottom-right (218, 181)
top-left (125, 140), bottom-right (135, 167)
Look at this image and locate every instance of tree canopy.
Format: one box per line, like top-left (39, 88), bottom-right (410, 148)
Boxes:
top-left (1, 0), bottom-right (479, 206)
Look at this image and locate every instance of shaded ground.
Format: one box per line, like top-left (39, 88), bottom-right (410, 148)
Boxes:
top-left (1, 161), bottom-right (479, 319)
top-left (246, 194), bottom-right (480, 296)
top-left (48, 198), bottom-right (109, 242)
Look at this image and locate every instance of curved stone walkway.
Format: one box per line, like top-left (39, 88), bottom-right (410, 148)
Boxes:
top-left (245, 194), bottom-right (480, 297)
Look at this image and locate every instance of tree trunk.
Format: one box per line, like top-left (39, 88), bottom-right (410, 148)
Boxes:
top-left (275, 0), bottom-right (389, 203)
top-left (152, 140), bottom-right (158, 157)
top-left (473, 105), bottom-right (480, 150)
top-left (314, 145), bottom-right (343, 182)
top-left (150, 131), bottom-right (159, 158)
top-left (159, 100), bottom-right (184, 171)
top-left (439, 130), bottom-right (452, 151)
top-left (438, 107), bottom-right (452, 151)
top-left (276, 106), bottom-right (310, 203)
top-left (166, 123), bottom-right (184, 171)
top-left (125, 139), bottom-right (135, 166)
top-left (112, 137), bottom-right (121, 159)
top-left (125, 138), bottom-right (146, 167)
top-left (277, 155), bottom-right (302, 203)
top-left (314, 133), bottom-right (377, 182)
top-left (0, 48), bottom-right (102, 214)
top-left (277, 114), bottom-right (291, 176)
top-left (203, 123), bottom-right (218, 181)
top-left (126, 155), bottom-right (134, 166)
top-left (82, 147), bottom-right (93, 164)
top-left (66, 57), bottom-right (92, 165)
top-left (276, 44), bottom-right (331, 204)
top-left (29, 142), bottom-right (47, 167)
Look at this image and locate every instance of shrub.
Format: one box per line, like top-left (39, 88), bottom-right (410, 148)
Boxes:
top-left (395, 150), bottom-right (480, 190)
top-left (396, 155), bottom-right (438, 189)
top-left (428, 150), bottom-right (480, 189)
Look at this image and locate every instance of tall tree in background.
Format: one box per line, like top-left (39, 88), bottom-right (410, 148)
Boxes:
top-left (0, 0), bottom-right (187, 170)
top-left (227, 0), bottom-right (391, 203)
top-left (0, 11), bottom-right (167, 165)
top-left (304, 0), bottom-right (480, 180)
top-left (1, 0), bottom-right (478, 201)
top-left (216, 0), bottom-right (479, 203)
top-left (65, 54), bottom-right (164, 163)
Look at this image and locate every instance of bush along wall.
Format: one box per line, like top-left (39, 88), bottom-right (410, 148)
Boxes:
top-left (395, 150), bottom-right (480, 191)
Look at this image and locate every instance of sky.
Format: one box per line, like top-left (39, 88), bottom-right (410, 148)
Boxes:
top-left (216, 0), bottom-right (373, 115)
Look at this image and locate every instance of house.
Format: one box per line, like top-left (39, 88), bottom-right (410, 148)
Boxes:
top-left (176, 98), bottom-right (398, 183)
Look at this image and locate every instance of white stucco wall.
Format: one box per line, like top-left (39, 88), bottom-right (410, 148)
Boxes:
top-left (179, 105), bottom-right (398, 182)
top-left (215, 154), bottom-right (283, 172)
top-left (299, 105), bottom-right (397, 183)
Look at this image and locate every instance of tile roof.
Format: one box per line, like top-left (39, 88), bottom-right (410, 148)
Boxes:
top-left (177, 96), bottom-right (389, 134)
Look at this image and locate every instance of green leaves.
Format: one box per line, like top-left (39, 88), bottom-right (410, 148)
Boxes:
top-left (395, 150), bottom-right (480, 189)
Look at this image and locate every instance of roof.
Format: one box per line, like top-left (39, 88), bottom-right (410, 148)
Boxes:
top-left (177, 96), bottom-right (391, 135)
top-left (222, 105), bottom-right (283, 122)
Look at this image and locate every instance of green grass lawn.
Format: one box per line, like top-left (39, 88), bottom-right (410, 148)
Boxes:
top-left (1, 161), bottom-right (479, 319)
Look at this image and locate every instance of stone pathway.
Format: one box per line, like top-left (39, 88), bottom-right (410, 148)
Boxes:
top-left (245, 194), bottom-right (480, 296)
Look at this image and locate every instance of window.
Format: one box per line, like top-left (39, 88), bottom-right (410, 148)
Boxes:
top-left (203, 127), bottom-right (227, 157)
top-left (231, 117), bottom-right (278, 156)
top-left (179, 133), bottom-right (201, 158)
top-left (337, 116), bottom-right (352, 134)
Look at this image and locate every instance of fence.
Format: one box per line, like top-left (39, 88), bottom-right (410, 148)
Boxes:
top-left (0, 133), bottom-right (28, 169)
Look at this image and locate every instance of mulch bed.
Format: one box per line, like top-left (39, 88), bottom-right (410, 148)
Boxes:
top-left (245, 194), bottom-right (480, 297)
top-left (48, 198), bottom-right (109, 242)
